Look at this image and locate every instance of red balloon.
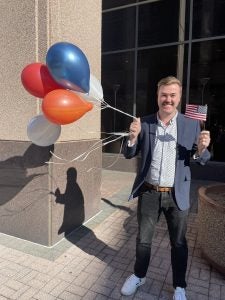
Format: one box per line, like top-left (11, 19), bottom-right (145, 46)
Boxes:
top-left (42, 89), bottom-right (93, 125)
top-left (21, 63), bottom-right (62, 98)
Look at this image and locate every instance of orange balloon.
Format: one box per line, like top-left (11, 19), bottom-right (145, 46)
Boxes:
top-left (42, 89), bottom-right (93, 125)
top-left (85, 101), bottom-right (94, 111)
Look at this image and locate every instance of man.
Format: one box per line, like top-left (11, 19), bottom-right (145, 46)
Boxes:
top-left (121, 76), bottom-right (211, 300)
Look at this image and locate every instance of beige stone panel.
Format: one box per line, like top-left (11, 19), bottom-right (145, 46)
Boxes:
top-left (50, 140), bottom-right (102, 245)
top-left (0, 140), bottom-right (101, 246)
top-left (48, 0), bottom-right (102, 141)
top-left (0, 141), bottom-right (52, 245)
top-left (0, 0), bottom-right (101, 141)
top-left (0, 1), bottom-right (39, 140)
top-left (58, 108), bottom-right (100, 141)
top-left (48, 0), bottom-right (101, 76)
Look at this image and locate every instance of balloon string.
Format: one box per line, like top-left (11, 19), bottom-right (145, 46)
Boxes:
top-left (46, 134), bottom-right (125, 165)
top-left (45, 95), bottom-right (135, 165)
top-left (87, 136), bottom-right (125, 172)
top-left (91, 103), bottom-right (108, 112)
top-left (74, 121), bottom-right (129, 136)
top-left (69, 136), bottom-right (113, 162)
top-left (85, 97), bottom-right (136, 119)
top-left (48, 138), bottom-right (106, 163)
top-left (105, 103), bottom-right (137, 120)
top-left (74, 134), bottom-right (124, 162)
top-left (95, 98), bottom-right (137, 120)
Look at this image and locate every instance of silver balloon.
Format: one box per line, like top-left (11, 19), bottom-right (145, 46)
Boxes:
top-left (27, 114), bottom-right (61, 146)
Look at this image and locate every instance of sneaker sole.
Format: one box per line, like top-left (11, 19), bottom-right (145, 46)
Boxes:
top-left (121, 281), bottom-right (146, 296)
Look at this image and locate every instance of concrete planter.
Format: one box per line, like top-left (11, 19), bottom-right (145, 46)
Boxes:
top-left (198, 184), bottom-right (225, 274)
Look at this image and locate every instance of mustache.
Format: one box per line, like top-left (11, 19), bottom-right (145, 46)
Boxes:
top-left (162, 101), bottom-right (174, 105)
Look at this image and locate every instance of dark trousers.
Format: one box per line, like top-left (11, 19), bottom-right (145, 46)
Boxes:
top-left (134, 187), bottom-right (188, 288)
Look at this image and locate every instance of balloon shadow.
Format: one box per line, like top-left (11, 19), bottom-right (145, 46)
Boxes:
top-left (101, 198), bottom-right (136, 234)
top-left (52, 167), bottom-right (85, 235)
top-left (0, 144), bottom-right (53, 207)
top-left (66, 226), bottom-right (118, 261)
top-left (101, 197), bottom-right (133, 215)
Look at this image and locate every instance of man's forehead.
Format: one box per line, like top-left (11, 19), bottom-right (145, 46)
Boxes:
top-left (159, 84), bottom-right (181, 93)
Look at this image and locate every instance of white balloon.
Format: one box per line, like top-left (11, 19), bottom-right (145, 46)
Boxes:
top-left (88, 73), bottom-right (103, 102)
top-left (27, 114), bottom-right (61, 147)
top-left (72, 74), bottom-right (103, 106)
top-left (74, 92), bottom-right (93, 102)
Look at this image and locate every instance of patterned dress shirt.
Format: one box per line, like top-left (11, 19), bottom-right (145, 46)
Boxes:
top-left (145, 112), bottom-right (178, 187)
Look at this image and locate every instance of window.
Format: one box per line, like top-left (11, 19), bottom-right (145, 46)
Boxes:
top-left (136, 46), bottom-right (178, 116)
top-left (102, 7), bottom-right (136, 52)
top-left (138, 0), bottom-right (179, 46)
top-left (192, 0), bottom-right (225, 39)
top-left (189, 39), bottom-right (225, 161)
top-left (101, 52), bottom-right (135, 153)
top-left (102, 0), bottom-right (136, 10)
top-left (101, 0), bottom-right (225, 161)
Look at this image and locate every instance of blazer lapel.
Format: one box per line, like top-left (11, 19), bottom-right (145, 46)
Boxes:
top-left (177, 113), bottom-right (185, 145)
top-left (149, 114), bottom-right (157, 154)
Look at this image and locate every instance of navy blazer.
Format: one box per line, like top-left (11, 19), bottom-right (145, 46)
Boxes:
top-left (123, 113), bottom-right (211, 210)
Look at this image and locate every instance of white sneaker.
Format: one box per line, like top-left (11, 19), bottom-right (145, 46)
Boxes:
top-left (173, 287), bottom-right (187, 300)
top-left (121, 274), bottom-right (146, 296)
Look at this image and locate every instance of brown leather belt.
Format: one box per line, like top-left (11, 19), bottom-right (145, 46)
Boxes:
top-left (144, 182), bottom-right (172, 192)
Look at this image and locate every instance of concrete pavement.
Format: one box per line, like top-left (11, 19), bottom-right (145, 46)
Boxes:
top-left (0, 169), bottom-right (224, 300)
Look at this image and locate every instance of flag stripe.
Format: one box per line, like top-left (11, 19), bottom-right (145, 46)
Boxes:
top-left (185, 104), bottom-right (207, 121)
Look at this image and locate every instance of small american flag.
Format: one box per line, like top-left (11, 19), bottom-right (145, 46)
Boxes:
top-left (185, 104), bottom-right (208, 121)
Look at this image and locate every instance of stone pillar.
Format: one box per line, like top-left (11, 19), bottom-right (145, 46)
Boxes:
top-left (0, 0), bottom-right (102, 246)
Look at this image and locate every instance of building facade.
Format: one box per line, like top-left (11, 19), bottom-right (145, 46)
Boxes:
top-left (0, 0), bottom-right (102, 246)
top-left (102, 0), bottom-right (225, 164)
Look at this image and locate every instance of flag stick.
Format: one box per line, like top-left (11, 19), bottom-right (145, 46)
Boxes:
top-left (200, 120), bottom-right (205, 131)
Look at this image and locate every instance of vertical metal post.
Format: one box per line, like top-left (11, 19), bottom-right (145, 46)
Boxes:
top-left (113, 84), bottom-right (120, 131)
top-left (133, 4), bottom-right (139, 117)
top-left (186, 0), bottom-right (193, 104)
top-left (200, 77), bottom-right (210, 105)
top-left (176, 0), bottom-right (186, 83)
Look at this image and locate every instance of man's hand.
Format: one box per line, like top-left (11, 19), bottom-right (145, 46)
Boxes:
top-left (129, 117), bottom-right (141, 145)
top-left (197, 130), bottom-right (210, 155)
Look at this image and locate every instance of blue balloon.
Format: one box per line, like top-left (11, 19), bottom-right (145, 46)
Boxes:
top-left (46, 42), bottom-right (90, 93)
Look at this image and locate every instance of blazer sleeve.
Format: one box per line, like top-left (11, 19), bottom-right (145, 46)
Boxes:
top-left (123, 138), bottom-right (140, 159)
top-left (194, 149), bottom-right (211, 165)
top-left (122, 123), bottom-right (142, 159)
top-left (192, 121), bottom-right (211, 165)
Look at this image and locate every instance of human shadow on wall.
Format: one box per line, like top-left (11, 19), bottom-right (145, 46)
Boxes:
top-left (0, 144), bottom-right (53, 206)
top-left (52, 168), bottom-right (118, 260)
top-left (53, 167), bottom-right (85, 235)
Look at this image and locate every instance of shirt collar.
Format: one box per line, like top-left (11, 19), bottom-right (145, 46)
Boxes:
top-left (157, 111), bottom-right (178, 126)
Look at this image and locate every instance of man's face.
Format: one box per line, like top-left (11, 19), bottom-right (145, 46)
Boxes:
top-left (157, 83), bottom-right (181, 116)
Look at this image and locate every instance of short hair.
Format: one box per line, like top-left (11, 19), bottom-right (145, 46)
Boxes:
top-left (157, 76), bottom-right (182, 92)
